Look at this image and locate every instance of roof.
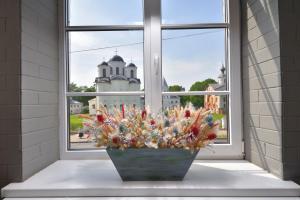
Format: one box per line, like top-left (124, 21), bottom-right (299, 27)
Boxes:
top-left (99, 61), bottom-right (108, 66)
top-left (109, 55), bottom-right (124, 62)
top-left (95, 76), bottom-right (141, 84)
top-left (127, 63), bottom-right (137, 68)
top-left (70, 99), bottom-right (82, 104)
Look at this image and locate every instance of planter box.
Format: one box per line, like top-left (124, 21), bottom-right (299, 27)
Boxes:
top-left (106, 148), bottom-right (198, 181)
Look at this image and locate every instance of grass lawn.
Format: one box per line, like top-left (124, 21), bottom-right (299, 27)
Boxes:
top-left (70, 114), bottom-right (84, 133)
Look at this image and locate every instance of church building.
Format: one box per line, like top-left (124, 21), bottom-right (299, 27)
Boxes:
top-left (89, 54), bottom-right (141, 114)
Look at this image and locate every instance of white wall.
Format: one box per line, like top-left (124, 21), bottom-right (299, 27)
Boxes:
top-left (242, 0), bottom-right (282, 177)
top-left (21, 0), bottom-right (59, 180)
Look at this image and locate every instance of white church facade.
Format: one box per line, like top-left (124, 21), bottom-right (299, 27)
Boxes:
top-left (88, 54), bottom-right (179, 114)
top-left (204, 65), bottom-right (227, 130)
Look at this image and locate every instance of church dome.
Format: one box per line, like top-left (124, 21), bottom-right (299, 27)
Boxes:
top-left (99, 61), bottom-right (108, 66)
top-left (109, 55), bottom-right (124, 62)
top-left (127, 63), bottom-right (137, 68)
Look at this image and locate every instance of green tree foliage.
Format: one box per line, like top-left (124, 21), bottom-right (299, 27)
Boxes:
top-left (169, 85), bottom-right (184, 92)
top-left (189, 79), bottom-right (217, 108)
top-left (70, 82), bottom-right (96, 106)
top-left (168, 85), bottom-right (189, 106)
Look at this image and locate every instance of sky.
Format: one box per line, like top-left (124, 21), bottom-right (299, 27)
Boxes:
top-left (68, 0), bottom-right (225, 91)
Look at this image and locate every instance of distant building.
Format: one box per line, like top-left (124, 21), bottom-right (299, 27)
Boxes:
top-left (204, 65), bottom-right (227, 129)
top-left (162, 78), bottom-right (180, 110)
top-left (70, 99), bottom-right (83, 114)
top-left (88, 54), bottom-right (180, 114)
top-left (88, 98), bottom-right (97, 115)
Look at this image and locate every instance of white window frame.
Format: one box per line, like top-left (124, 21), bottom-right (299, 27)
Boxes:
top-left (59, 0), bottom-right (242, 160)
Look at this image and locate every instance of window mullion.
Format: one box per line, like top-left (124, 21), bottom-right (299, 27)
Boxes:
top-left (144, 0), bottom-right (162, 114)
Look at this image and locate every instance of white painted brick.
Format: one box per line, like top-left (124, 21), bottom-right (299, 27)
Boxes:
top-left (22, 144), bottom-right (41, 164)
top-left (22, 32), bottom-right (38, 50)
top-left (259, 87), bottom-right (282, 102)
top-left (38, 92), bottom-right (58, 105)
top-left (260, 72), bottom-right (282, 89)
top-left (250, 138), bottom-right (266, 155)
top-left (22, 128), bottom-right (58, 148)
top-left (266, 143), bottom-right (282, 161)
top-left (21, 17), bottom-right (39, 38)
top-left (246, 102), bottom-right (260, 115)
top-left (35, 51), bottom-right (58, 69)
top-left (39, 66), bottom-right (58, 81)
top-left (22, 75), bottom-right (57, 92)
top-left (21, 60), bottom-right (39, 77)
top-left (38, 40), bottom-right (58, 59)
top-left (259, 102), bottom-right (281, 116)
top-left (22, 105), bottom-right (57, 119)
top-left (265, 156), bottom-right (283, 177)
top-left (243, 90), bottom-right (259, 103)
top-left (22, 116), bottom-right (58, 133)
top-left (40, 0), bottom-right (57, 12)
top-left (259, 115), bottom-right (281, 131)
top-left (22, 46), bottom-right (39, 64)
top-left (21, 3), bottom-right (38, 30)
top-left (257, 29), bottom-right (279, 50)
top-left (254, 42), bottom-right (280, 63)
top-left (246, 114), bottom-right (260, 127)
top-left (20, 0), bottom-right (59, 180)
top-left (21, 90), bottom-right (38, 105)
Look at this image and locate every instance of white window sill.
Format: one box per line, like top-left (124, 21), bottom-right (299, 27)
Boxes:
top-left (2, 160), bottom-right (300, 198)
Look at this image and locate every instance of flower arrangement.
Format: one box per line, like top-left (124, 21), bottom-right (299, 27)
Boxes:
top-left (80, 104), bottom-right (219, 152)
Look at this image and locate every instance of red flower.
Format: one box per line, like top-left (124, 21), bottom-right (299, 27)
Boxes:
top-left (97, 114), bottom-right (105, 123)
top-left (191, 126), bottom-right (199, 137)
top-left (185, 110), bottom-right (191, 118)
top-left (141, 110), bottom-right (147, 120)
top-left (112, 136), bottom-right (120, 144)
top-left (130, 138), bottom-right (137, 146)
top-left (207, 133), bottom-right (217, 140)
top-left (150, 119), bottom-right (156, 125)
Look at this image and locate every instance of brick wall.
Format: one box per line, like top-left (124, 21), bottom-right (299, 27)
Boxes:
top-left (0, 0), bottom-right (22, 188)
top-left (21, 0), bottom-right (59, 180)
top-left (242, 0), bottom-right (283, 177)
top-left (278, 0), bottom-right (300, 183)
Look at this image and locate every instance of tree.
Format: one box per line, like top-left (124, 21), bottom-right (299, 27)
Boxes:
top-left (189, 79), bottom-right (217, 108)
top-left (70, 82), bottom-right (96, 106)
top-left (168, 85), bottom-right (189, 107)
top-left (169, 85), bottom-right (184, 92)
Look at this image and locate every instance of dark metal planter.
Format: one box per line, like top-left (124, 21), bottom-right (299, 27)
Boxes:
top-left (106, 148), bottom-right (198, 181)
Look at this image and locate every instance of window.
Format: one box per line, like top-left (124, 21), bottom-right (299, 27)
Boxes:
top-left (61, 0), bottom-right (242, 159)
top-left (130, 70), bottom-right (134, 78)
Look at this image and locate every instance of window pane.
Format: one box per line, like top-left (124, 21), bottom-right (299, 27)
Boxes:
top-left (162, 95), bottom-right (229, 143)
top-left (162, 29), bottom-right (226, 92)
top-left (68, 0), bottom-right (143, 26)
top-left (162, 0), bottom-right (225, 24)
top-left (68, 31), bottom-right (144, 92)
top-left (68, 95), bottom-right (145, 150)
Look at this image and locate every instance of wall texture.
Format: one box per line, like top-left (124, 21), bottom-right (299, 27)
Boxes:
top-left (278, 0), bottom-right (300, 182)
top-left (242, 0), bottom-right (300, 182)
top-left (0, 0), bottom-right (22, 188)
top-left (21, 0), bottom-right (59, 180)
top-left (242, 0), bottom-right (283, 178)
